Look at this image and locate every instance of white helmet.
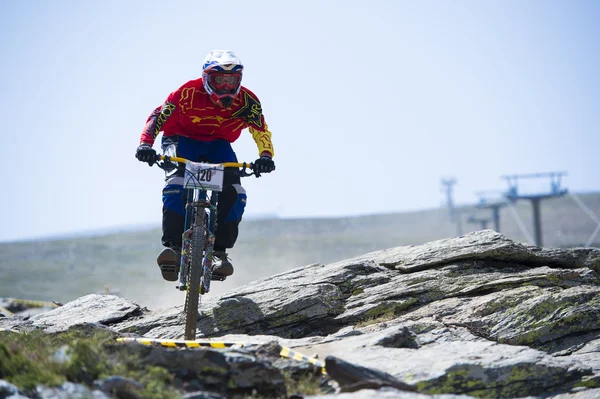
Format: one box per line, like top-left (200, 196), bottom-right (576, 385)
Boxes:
top-left (202, 50), bottom-right (244, 108)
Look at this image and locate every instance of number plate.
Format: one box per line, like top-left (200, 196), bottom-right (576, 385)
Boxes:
top-left (184, 162), bottom-right (225, 192)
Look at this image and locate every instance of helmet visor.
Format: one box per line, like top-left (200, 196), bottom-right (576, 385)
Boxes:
top-left (208, 72), bottom-right (241, 95)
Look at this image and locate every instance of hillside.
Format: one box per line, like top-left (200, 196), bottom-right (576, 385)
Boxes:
top-left (1, 192), bottom-right (598, 311)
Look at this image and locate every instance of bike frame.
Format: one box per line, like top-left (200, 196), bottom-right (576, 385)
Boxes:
top-left (159, 155), bottom-right (251, 292)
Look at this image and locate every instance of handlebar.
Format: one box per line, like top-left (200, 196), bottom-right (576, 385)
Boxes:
top-left (156, 155), bottom-right (257, 177)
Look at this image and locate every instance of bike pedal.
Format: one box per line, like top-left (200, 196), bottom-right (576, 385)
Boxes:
top-left (211, 274), bottom-right (227, 281)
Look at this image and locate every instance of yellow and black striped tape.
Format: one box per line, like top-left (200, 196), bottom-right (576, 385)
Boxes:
top-left (280, 346), bottom-right (327, 374)
top-left (10, 298), bottom-right (60, 309)
top-left (0, 306), bottom-right (14, 316)
top-left (116, 337), bottom-right (245, 348)
top-left (116, 337), bottom-right (326, 374)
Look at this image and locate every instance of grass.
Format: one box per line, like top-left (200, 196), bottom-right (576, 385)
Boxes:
top-left (0, 329), bottom-right (331, 399)
top-left (0, 329), bottom-right (179, 398)
top-left (355, 311), bottom-right (398, 328)
top-left (283, 371), bottom-right (323, 397)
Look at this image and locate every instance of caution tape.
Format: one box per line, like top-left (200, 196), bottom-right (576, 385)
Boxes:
top-left (0, 306), bottom-right (14, 316)
top-left (9, 298), bottom-right (60, 309)
top-left (280, 346), bottom-right (327, 374)
top-left (116, 337), bottom-right (246, 349)
top-left (116, 337), bottom-right (326, 374)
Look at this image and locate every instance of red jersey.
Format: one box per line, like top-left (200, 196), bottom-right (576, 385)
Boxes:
top-left (140, 78), bottom-right (274, 157)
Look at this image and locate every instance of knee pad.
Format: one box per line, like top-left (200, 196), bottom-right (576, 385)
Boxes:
top-left (225, 184), bottom-right (247, 223)
top-left (162, 176), bottom-right (185, 216)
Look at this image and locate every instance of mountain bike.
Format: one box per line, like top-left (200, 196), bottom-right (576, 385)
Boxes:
top-left (156, 155), bottom-right (257, 340)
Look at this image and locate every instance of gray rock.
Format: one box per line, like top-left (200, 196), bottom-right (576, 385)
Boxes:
top-left (304, 387), bottom-right (476, 398)
top-left (30, 294), bottom-right (142, 333)
top-left (93, 376), bottom-right (144, 399)
top-left (182, 391), bottom-right (227, 399)
top-left (51, 345), bottom-right (71, 364)
top-left (352, 230), bottom-right (600, 272)
top-left (549, 388), bottom-right (600, 398)
top-left (36, 382), bottom-right (110, 398)
top-left (0, 379), bottom-right (29, 398)
top-left (370, 326), bottom-right (420, 348)
top-left (325, 355), bottom-right (415, 392)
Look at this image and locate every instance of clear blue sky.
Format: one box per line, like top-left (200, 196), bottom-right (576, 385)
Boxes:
top-left (1, 0), bottom-right (598, 242)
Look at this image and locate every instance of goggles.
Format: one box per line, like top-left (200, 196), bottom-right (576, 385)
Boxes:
top-left (209, 73), bottom-right (241, 94)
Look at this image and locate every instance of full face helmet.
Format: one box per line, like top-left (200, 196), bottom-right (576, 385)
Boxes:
top-left (202, 50), bottom-right (244, 108)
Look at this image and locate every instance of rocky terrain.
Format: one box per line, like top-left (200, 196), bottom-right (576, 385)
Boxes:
top-left (2, 230), bottom-right (600, 398)
top-left (3, 191), bottom-right (599, 313)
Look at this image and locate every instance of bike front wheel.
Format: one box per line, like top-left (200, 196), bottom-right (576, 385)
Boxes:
top-left (184, 220), bottom-right (206, 340)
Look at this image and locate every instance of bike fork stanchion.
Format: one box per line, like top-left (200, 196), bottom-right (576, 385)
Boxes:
top-left (209, 192), bottom-right (218, 235)
top-left (179, 188), bottom-right (196, 291)
top-left (201, 192), bottom-right (219, 293)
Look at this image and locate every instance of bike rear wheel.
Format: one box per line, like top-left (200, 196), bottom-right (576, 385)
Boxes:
top-left (184, 219), bottom-right (206, 340)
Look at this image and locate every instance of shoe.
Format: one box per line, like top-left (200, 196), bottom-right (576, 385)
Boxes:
top-left (212, 251), bottom-right (234, 277)
top-left (157, 247), bottom-right (181, 281)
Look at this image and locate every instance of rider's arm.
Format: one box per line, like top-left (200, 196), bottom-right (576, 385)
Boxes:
top-left (234, 87), bottom-right (275, 158)
top-left (139, 92), bottom-right (180, 146)
top-left (250, 125), bottom-right (274, 158)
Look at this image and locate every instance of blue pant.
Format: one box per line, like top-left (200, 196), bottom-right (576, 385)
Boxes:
top-left (161, 136), bottom-right (247, 250)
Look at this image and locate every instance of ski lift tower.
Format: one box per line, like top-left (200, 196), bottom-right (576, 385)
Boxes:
top-left (475, 190), bottom-right (509, 233)
top-left (441, 177), bottom-right (462, 235)
top-left (441, 178), bottom-right (457, 219)
top-left (501, 172), bottom-right (568, 246)
top-left (466, 214), bottom-right (490, 230)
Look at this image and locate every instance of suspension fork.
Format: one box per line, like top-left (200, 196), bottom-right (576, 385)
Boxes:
top-left (179, 188), bottom-right (207, 290)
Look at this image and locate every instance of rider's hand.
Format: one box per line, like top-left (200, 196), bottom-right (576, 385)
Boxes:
top-left (136, 143), bottom-right (157, 166)
top-left (253, 155), bottom-right (275, 177)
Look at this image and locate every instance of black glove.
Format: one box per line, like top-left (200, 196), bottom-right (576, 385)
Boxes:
top-left (136, 143), bottom-right (157, 166)
top-left (253, 156), bottom-right (275, 177)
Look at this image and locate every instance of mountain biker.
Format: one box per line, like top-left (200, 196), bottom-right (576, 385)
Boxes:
top-left (135, 50), bottom-right (275, 281)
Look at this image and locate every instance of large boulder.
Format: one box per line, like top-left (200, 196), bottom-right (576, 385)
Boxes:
top-left (2, 230), bottom-right (600, 398)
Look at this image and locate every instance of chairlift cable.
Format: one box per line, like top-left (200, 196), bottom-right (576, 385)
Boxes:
top-left (507, 203), bottom-right (534, 245)
top-left (585, 223), bottom-right (600, 248)
top-left (569, 193), bottom-right (600, 248)
top-left (570, 193), bottom-right (600, 224)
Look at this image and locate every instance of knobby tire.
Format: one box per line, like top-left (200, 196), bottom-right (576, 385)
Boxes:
top-left (184, 217), bottom-right (206, 340)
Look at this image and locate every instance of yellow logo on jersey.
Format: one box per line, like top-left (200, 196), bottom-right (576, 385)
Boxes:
top-left (232, 92), bottom-right (263, 128)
